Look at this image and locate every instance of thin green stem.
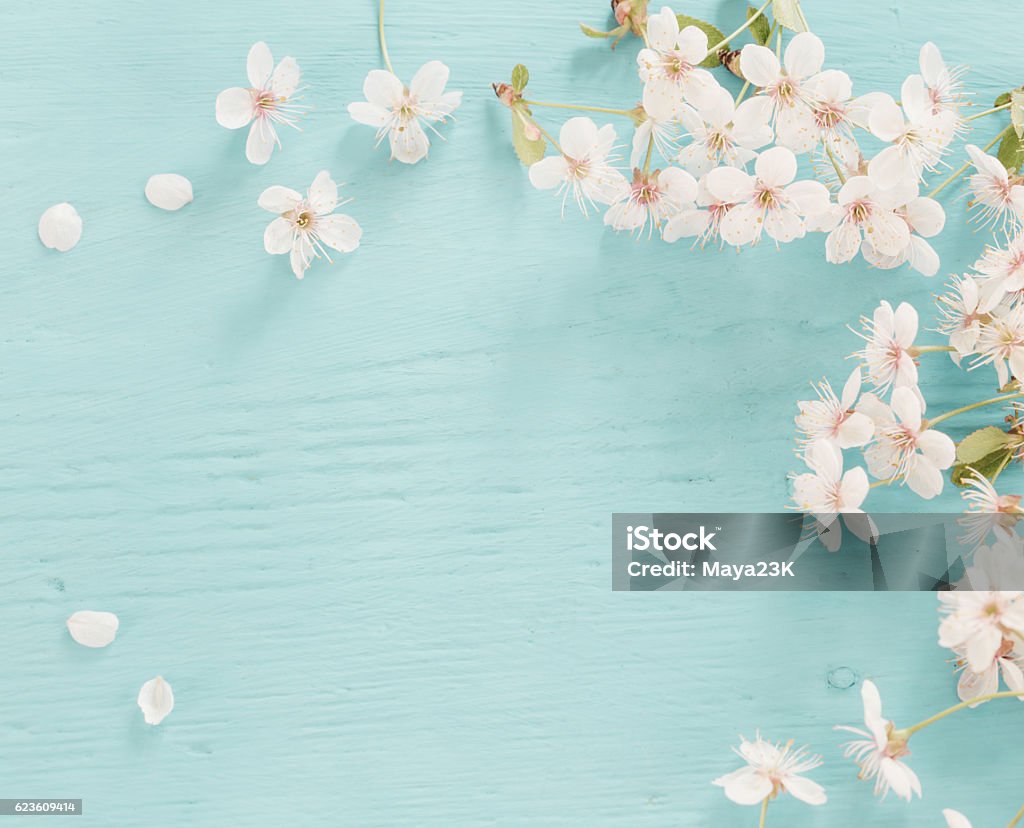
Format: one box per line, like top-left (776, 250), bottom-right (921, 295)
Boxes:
top-left (775, 27), bottom-right (782, 59)
top-left (704, 0), bottom-right (773, 61)
top-left (869, 477), bottom-right (896, 488)
top-left (758, 797), bottom-right (768, 828)
top-left (966, 102), bottom-right (1012, 122)
top-left (909, 344), bottom-right (956, 355)
top-left (928, 126), bottom-right (1011, 198)
top-left (378, 0), bottom-right (394, 74)
top-left (924, 392), bottom-right (1024, 429)
top-left (532, 119), bottom-right (562, 154)
top-left (521, 100), bottom-right (634, 117)
top-left (903, 690), bottom-right (1024, 736)
top-left (825, 144), bottom-right (846, 185)
top-left (1008, 802), bottom-right (1024, 828)
top-left (642, 134), bottom-right (655, 173)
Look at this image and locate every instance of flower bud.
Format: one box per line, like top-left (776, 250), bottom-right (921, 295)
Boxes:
top-left (492, 82), bottom-right (517, 108)
top-left (613, 1), bottom-right (631, 25)
top-left (720, 48), bottom-right (743, 78)
top-left (524, 122), bottom-right (541, 142)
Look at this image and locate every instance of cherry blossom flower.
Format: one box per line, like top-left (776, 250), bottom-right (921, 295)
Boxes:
top-left (348, 61), bottom-right (461, 164)
top-left (739, 32), bottom-right (827, 153)
top-left (812, 176), bottom-right (913, 264)
top-left (965, 144), bottom-right (1024, 232)
top-left (712, 734), bottom-right (826, 806)
top-left (854, 300), bottom-right (919, 392)
top-left (138, 676), bottom-right (174, 725)
top-left (662, 174), bottom-right (734, 246)
top-left (859, 192), bottom-right (946, 277)
top-left (66, 611), bottom-right (119, 648)
top-left (857, 386), bottom-right (955, 499)
top-left (604, 166), bottom-right (697, 237)
top-left (705, 146), bottom-right (830, 246)
top-left (791, 440), bottom-right (869, 513)
top-left (529, 118), bottom-right (627, 216)
top-left (917, 42), bottom-right (967, 125)
top-left (216, 42), bottom-right (303, 165)
top-left (958, 472), bottom-right (1023, 549)
top-left (954, 635), bottom-right (1024, 706)
top-left (836, 680), bottom-right (921, 801)
top-left (259, 171), bottom-right (362, 279)
top-left (868, 79), bottom-right (956, 186)
top-left (637, 8), bottom-right (717, 116)
top-left (974, 233), bottom-right (1024, 312)
top-left (937, 275), bottom-right (985, 358)
top-left (794, 368), bottom-right (874, 449)
top-left (973, 303), bottom-right (1024, 387)
top-left (676, 87), bottom-right (772, 176)
top-left (38, 203), bottom-right (82, 252)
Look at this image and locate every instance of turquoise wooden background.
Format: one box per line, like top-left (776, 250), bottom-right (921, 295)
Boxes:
top-left (2, 0), bottom-right (1021, 825)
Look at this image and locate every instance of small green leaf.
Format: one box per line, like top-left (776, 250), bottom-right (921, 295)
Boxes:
top-left (511, 64), bottom-right (529, 93)
top-left (955, 426), bottom-right (1013, 465)
top-left (1011, 90), bottom-right (1024, 139)
top-left (997, 129), bottom-right (1024, 174)
top-left (951, 449), bottom-right (1015, 488)
top-left (511, 110), bottom-right (545, 166)
top-left (995, 91), bottom-right (1012, 107)
top-left (747, 5), bottom-right (771, 45)
top-left (580, 22), bottom-right (628, 38)
top-left (773, 0), bottom-right (809, 32)
top-left (676, 15), bottom-right (728, 67)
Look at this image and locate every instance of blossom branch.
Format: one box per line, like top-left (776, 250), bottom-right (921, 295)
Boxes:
top-left (521, 100), bottom-right (635, 117)
top-left (1008, 802), bottom-right (1024, 828)
top-left (901, 690), bottom-right (1024, 737)
top-left (758, 797), bottom-right (769, 828)
top-left (924, 392), bottom-right (1024, 429)
top-left (378, 0), bottom-right (394, 74)
top-left (965, 101), bottom-right (1013, 122)
top-left (703, 0), bottom-right (774, 62)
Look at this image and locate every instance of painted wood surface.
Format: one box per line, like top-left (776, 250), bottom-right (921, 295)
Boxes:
top-left (1, 0), bottom-right (1020, 825)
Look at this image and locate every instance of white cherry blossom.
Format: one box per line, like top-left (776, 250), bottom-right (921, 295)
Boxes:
top-left (348, 61), bottom-right (461, 164)
top-left (215, 42), bottom-right (303, 165)
top-left (965, 143), bottom-right (1024, 232)
top-left (713, 734), bottom-right (826, 806)
top-left (813, 176), bottom-right (913, 264)
top-left (529, 118), bottom-right (627, 215)
top-left (676, 87), bottom-right (772, 176)
top-left (637, 8), bottom-right (717, 117)
top-left (663, 174), bottom-right (734, 247)
top-left (937, 275), bottom-right (985, 357)
top-left (974, 233), bottom-right (1024, 312)
top-left (868, 79), bottom-right (956, 186)
top-left (604, 166), bottom-right (697, 236)
top-left (859, 192), bottom-right (946, 277)
top-left (794, 368), bottom-right (874, 449)
top-left (917, 42), bottom-right (967, 124)
top-left (791, 440), bottom-right (869, 514)
top-left (854, 300), bottom-right (919, 391)
top-left (954, 635), bottom-right (1024, 706)
top-left (973, 303), bottom-right (1024, 387)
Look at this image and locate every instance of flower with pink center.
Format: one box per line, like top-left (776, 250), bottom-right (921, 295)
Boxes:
top-left (713, 734), bottom-right (827, 807)
top-left (637, 8), bottom-right (718, 115)
top-left (348, 61), bottom-right (461, 164)
top-left (791, 440), bottom-right (869, 515)
top-left (954, 634), bottom-right (1024, 706)
top-left (705, 146), bottom-right (830, 246)
top-left (965, 143), bottom-right (1024, 233)
top-left (857, 386), bottom-right (955, 499)
top-left (529, 117), bottom-right (627, 216)
top-left (854, 300), bottom-right (919, 392)
top-left (973, 303), bottom-right (1024, 387)
top-left (918, 42), bottom-right (967, 125)
top-left (836, 680), bottom-right (922, 801)
top-left (662, 174), bottom-right (734, 246)
top-left (259, 171), bottom-right (362, 279)
top-left (604, 166), bottom-right (698, 236)
top-left (940, 584), bottom-right (1024, 675)
top-left (676, 87), bottom-right (772, 176)
top-left (813, 176), bottom-right (913, 264)
top-left (215, 42), bottom-right (304, 166)
top-left (859, 191), bottom-right (946, 277)
top-left (868, 78), bottom-right (957, 186)
top-left (958, 472), bottom-right (1023, 550)
top-left (975, 233), bottom-right (1024, 312)
top-left (937, 275), bottom-right (986, 358)
top-left (794, 367), bottom-right (874, 449)
top-left (739, 32), bottom-right (827, 153)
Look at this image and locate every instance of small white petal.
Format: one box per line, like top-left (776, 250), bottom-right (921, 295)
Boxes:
top-left (316, 214), bottom-right (362, 253)
top-left (215, 87), bottom-right (254, 129)
top-left (66, 610), bottom-right (119, 648)
top-left (38, 203), bottom-right (83, 252)
top-left (145, 174), bottom-right (194, 211)
top-left (137, 676), bottom-right (174, 725)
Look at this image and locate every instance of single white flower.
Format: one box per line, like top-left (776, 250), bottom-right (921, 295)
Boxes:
top-left (791, 440), bottom-right (869, 514)
top-left (705, 146), bottom-right (830, 246)
top-left (794, 367), bottom-right (874, 449)
top-left (739, 32), bottom-right (827, 153)
top-left (662, 173), bottom-right (734, 246)
top-left (836, 680), bottom-right (921, 801)
top-left (854, 300), bottom-right (919, 392)
top-left (958, 471), bottom-right (1023, 550)
top-left (973, 303), bottom-right (1024, 387)
top-left (38, 203), bottom-right (82, 252)
top-left (954, 635), bottom-right (1024, 706)
top-left (936, 275), bottom-right (985, 357)
top-left (965, 143), bottom-right (1024, 233)
top-left (529, 118), bottom-right (627, 215)
top-left (917, 42), bottom-right (967, 124)
top-left (66, 610), bottom-right (119, 648)
top-left (712, 734), bottom-right (826, 806)
top-left (215, 42), bottom-right (303, 165)
top-left (145, 174), bottom-right (194, 211)
top-left (868, 79), bottom-right (956, 186)
top-left (803, 71), bottom-right (884, 155)
top-left (348, 61), bottom-right (461, 164)
top-left (859, 192), bottom-right (946, 277)
top-left (974, 233), bottom-right (1024, 312)
top-left (137, 676), bottom-right (174, 725)
top-left (603, 166), bottom-right (697, 237)
top-left (858, 386), bottom-right (955, 499)
top-left (813, 176), bottom-right (913, 264)
top-left (676, 87), bottom-right (772, 176)
top-left (637, 8), bottom-right (718, 117)
top-left (259, 171), bottom-right (362, 279)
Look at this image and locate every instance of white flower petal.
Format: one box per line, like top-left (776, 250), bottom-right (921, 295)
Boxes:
top-left (145, 174), bottom-right (193, 211)
top-left (390, 117), bottom-right (430, 164)
top-left (755, 146), bottom-right (797, 188)
top-left (247, 41), bottom-right (274, 89)
top-left (363, 69), bottom-right (403, 108)
top-left (783, 32), bottom-right (825, 79)
top-left (137, 676), bottom-right (174, 725)
top-left (215, 87), bottom-right (254, 129)
top-left (348, 101), bottom-right (390, 128)
top-left (739, 44), bottom-right (780, 88)
top-left (784, 775), bottom-right (827, 805)
top-left (66, 610), bottom-right (119, 648)
top-left (529, 156), bottom-right (569, 190)
top-left (246, 120), bottom-right (277, 165)
top-left (410, 60), bottom-right (450, 102)
top-left (257, 185), bottom-right (303, 213)
top-left (316, 214), bottom-right (362, 253)
top-left (307, 170), bottom-right (338, 214)
top-left (264, 217), bottom-right (294, 254)
top-left (943, 810), bottom-right (974, 828)
top-left (38, 203), bottom-right (83, 252)
top-left (271, 56), bottom-right (301, 98)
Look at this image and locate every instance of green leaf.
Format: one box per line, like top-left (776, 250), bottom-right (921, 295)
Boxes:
top-left (1012, 90), bottom-right (1024, 139)
top-left (511, 110), bottom-right (545, 166)
top-left (676, 15), bottom-right (728, 67)
top-left (747, 5), bottom-right (771, 45)
top-left (955, 426), bottom-right (1013, 465)
top-left (579, 22), bottom-right (629, 39)
top-left (511, 64), bottom-right (529, 93)
top-left (951, 449), bottom-right (1015, 488)
top-left (997, 129), bottom-right (1024, 174)
top-left (773, 0), bottom-right (809, 32)
top-left (995, 91), bottom-right (1012, 107)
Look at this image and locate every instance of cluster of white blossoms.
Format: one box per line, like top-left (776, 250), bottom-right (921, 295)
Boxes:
top-left (508, 4), bottom-right (966, 274)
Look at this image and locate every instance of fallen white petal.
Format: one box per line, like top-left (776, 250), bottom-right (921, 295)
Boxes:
top-left (145, 174), bottom-right (194, 211)
top-left (137, 676), bottom-right (174, 725)
top-left (38, 203), bottom-right (83, 252)
top-left (66, 610), bottom-right (119, 648)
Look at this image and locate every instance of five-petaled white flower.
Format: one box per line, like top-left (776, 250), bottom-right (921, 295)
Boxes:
top-left (857, 386), bottom-right (955, 499)
top-left (259, 171), bottom-right (362, 279)
top-left (975, 233), bottom-right (1024, 312)
top-left (637, 8), bottom-right (717, 118)
top-left (917, 42), bottom-right (967, 124)
top-left (662, 174), bottom-right (734, 247)
top-left (216, 42), bottom-right (304, 165)
top-left (705, 146), bottom-right (830, 246)
top-left (965, 143), bottom-right (1024, 233)
top-left (854, 300), bottom-right (919, 392)
top-left (868, 79), bottom-right (956, 186)
top-left (836, 680), bottom-right (921, 801)
top-left (858, 190), bottom-right (946, 277)
top-left (529, 118), bottom-right (627, 216)
top-left (973, 303), bottom-right (1024, 387)
top-left (795, 367), bottom-right (874, 449)
top-left (814, 176), bottom-right (913, 264)
top-left (791, 440), bottom-right (869, 514)
top-left (712, 734), bottom-right (826, 806)
top-left (677, 87), bottom-right (772, 176)
top-left (604, 166), bottom-right (697, 237)
top-left (937, 275), bottom-right (985, 358)
top-left (954, 634), bottom-right (1024, 706)
top-left (348, 61), bottom-right (462, 164)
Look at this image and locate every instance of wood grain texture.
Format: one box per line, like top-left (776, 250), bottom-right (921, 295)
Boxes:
top-left (1, 0), bottom-right (1021, 825)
